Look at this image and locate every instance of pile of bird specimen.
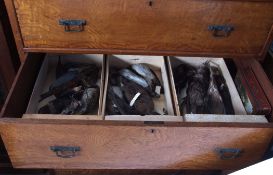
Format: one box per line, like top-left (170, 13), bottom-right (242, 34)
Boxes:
top-left (106, 64), bottom-right (164, 115)
top-left (173, 61), bottom-right (234, 115)
top-left (38, 60), bottom-right (100, 115)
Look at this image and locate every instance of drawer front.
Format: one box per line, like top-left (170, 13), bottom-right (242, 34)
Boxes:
top-left (0, 121), bottom-right (272, 169)
top-left (14, 0), bottom-right (273, 56)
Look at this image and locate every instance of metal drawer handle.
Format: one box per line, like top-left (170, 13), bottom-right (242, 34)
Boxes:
top-left (59, 19), bottom-right (86, 32)
top-left (50, 146), bottom-right (80, 158)
top-left (208, 25), bottom-right (234, 38)
top-left (215, 148), bottom-right (242, 160)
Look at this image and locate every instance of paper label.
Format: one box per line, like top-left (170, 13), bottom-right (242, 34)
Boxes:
top-left (155, 86), bottom-right (161, 95)
top-left (130, 92), bottom-right (141, 107)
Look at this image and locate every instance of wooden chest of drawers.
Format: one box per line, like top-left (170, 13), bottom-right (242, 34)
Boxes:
top-left (1, 0), bottom-right (273, 170)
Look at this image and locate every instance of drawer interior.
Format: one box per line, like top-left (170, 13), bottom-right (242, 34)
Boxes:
top-left (24, 54), bottom-right (105, 120)
top-left (167, 56), bottom-right (268, 123)
top-left (1, 53), bottom-right (271, 124)
top-left (1, 53), bottom-right (273, 170)
top-left (102, 55), bottom-right (180, 122)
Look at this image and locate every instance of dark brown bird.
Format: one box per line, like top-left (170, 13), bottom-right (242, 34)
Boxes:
top-left (61, 86), bottom-right (99, 115)
top-left (131, 64), bottom-right (163, 97)
top-left (106, 86), bottom-right (133, 115)
top-left (212, 66), bottom-right (235, 114)
top-left (186, 62), bottom-right (210, 114)
top-left (173, 63), bottom-right (195, 92)
top-left (121, 78), bottom-right (154, 115)
top-left (206, 65), bottom-right (225, 114)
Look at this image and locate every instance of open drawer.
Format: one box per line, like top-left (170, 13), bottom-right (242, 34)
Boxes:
top-left (0, 53), bottom-right (273, 170)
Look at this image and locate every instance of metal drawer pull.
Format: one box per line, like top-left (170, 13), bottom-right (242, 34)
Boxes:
top-left (208, 25), bottom-right (234, 37)
top-left (149, 0), bottom-right (153, 6)
top-left (215, 148), bottom-right (242, 160)
top-left (50, 146), bottom-right (80, 158)
top-left (59, 19), bottom-right (86, 32)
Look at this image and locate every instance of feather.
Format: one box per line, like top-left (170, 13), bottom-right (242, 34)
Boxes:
top-left (121, 78), bottom-right (154, 115)
top-left (131, 64), bottom-right (163, 97)
top-left (206, 64), bottom-right (225, 114)
top-left (186, 62), bottom-right (210, 114)
top-left (212, 66), bottom-right (235, 114)
top-left (106, 86), bottom-right (133, 115)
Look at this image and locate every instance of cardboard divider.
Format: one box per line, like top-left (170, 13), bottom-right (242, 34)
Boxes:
top-left (167, 56), bottom-right (268, 123)
top-left (24, 54), bottom-right (105, 120)
top-left (102, 55), bottom-right (178, 121)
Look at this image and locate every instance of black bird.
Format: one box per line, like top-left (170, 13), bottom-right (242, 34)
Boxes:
top-left (121, 78), bottom-right (154, 115)
top-left (106, 86), bottom-right (133, 115)
top-left (206, 65), bottom-right (225, 114)
top-left (186, 62), bottom-right (210, 114)
top-left (212, 66), bottom-right (235, 114)
top-left (173, 63), bottom-right (195, 92)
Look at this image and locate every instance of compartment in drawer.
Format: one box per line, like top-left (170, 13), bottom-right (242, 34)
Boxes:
top-left (167, 56), bottom-right (268, 123)
top-left (24, 54), bottom-right (105, 120)
top-left (103, 55), bottom-right (179, 121)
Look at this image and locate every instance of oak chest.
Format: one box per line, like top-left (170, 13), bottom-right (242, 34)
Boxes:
top-left (1, 0), bottom-right (273, 170)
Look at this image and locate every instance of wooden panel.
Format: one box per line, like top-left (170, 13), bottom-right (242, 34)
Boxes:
top-left (53, 169), bottom-right (221, 175)
top-left (234, 58), bottom-right (273, 121)
top-left (13, 0), bottom-right (273, 58)
top-left (0, 53), bottom-right (44, 118)
top-left (2, 0), bottom-right (26, 62)
top-left (0, 22), bottom-right (16, 90)
top-left (0, 16), bottom-right (17, 109)
top-left (0, 121), bottom-right (272, 169)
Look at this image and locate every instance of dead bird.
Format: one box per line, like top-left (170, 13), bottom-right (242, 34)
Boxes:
top-left (38, 95), bottom-right (72, 114)
top-left (186, 62), bottom-right (210, 114)
top-left (131, 64), bottom-right (163, 97)
top-left (206, 65), bottom-right (225, 114)
top-left (79, 65), bottom-right (99, 87)
top-left (121, 78), bottom-right (154, 115)
top-left (108, 68), bottom-right (122, 86)
top-left (173, 63), bottom-right (195, 92)
top-left (40, 71), bottom-right (80, 101)
top-left (61, 86), bottom-right (99, 115)
top-left (119, 69), bottom-right (154, 95)
top-left (212, 66), bottom-right (235, 114)
top-left (56, 58), bottom-right (98, 79)
top-left (106, 86), bottom-right (133, 115)
top-left (40, 65), bottom-right (99, 101)
top-left (178, 88), bottom-right (188, 115)
top-left (38, 85), bottom-right (83, 114)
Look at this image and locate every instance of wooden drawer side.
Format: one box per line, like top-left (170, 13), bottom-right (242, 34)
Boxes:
top-left (0, 53), bottom-right (44, 118)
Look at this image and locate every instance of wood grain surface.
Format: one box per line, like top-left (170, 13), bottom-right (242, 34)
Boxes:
top-left (234, 58), bottom-right (273, 122)
top-left (3, 0), bottom-right (26, 62)
top-left (0, 53), bottom-right (44, 118)
top-left (12, 0), bottom-right (273, 58)
top-left (0, 121), bottom-right (272, 169)
top-left (52, 169), bottom-right (221, 175)
top-left (0, 18), bottom-right (16, 91)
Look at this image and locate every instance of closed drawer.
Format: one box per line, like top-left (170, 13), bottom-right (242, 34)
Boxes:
top-left (0, 54), bottom-right (273, 170)
top-left (13, 0), bottom-right (273, 57)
